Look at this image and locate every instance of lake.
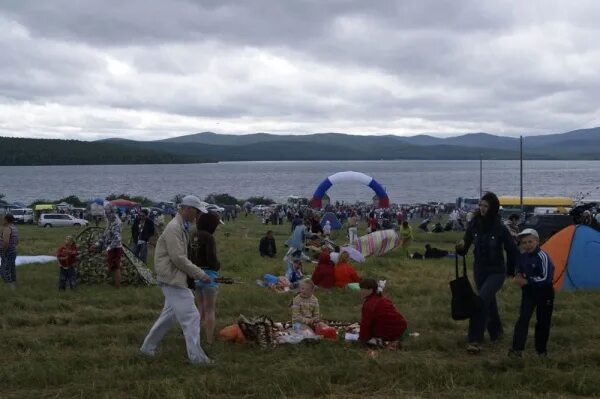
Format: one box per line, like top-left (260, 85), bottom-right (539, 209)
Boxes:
top-left (0, 160), bottom-right (598, 205)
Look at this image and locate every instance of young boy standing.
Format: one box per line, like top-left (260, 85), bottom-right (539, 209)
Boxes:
top-left (510, 228), bottom-right (555, 357)
top-left (57, 235), bottom-right (78, 290)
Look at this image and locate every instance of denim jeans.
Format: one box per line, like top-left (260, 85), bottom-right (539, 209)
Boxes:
top-left (468, 271), bottom-right (505, 343)
top-left (59, 267), bottom-right (77, 290)
top-left (0, 249), bottom-right (17, 283)
top-left (133, 242), bottom-right (148, 264)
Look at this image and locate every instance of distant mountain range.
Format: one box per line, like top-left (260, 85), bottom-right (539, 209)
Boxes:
top-left (1, 127), bottom-right (599, 165)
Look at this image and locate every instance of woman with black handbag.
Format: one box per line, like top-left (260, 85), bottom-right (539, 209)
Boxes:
top-left (456, 192), bottom-right (519, 354)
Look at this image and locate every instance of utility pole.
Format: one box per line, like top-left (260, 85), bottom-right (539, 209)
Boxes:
top-left (520, 136), bottom-right (523, 212)
top-left (479, 153), bottom-right (483, 198)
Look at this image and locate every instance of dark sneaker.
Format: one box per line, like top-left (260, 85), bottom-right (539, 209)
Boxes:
top-left (466, 343), bottom-right (481, 354)
top-left (537, 351), bottom-right (548, 358)
top-left (490, 333), bottom-right (504, 343)
top-left (508, 349), bottom-right (523, 358)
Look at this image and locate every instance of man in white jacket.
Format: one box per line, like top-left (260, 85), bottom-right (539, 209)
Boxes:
top-left (140, 195), bottom-right (212, 364)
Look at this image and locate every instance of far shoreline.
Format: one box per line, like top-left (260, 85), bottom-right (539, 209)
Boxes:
top-left (0, 158), bottom-right (598, 167)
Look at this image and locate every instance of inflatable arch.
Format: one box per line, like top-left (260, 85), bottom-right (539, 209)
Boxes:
top-left (310, 171), bottom-right (390, 209)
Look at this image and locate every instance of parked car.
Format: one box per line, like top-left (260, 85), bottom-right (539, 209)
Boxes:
top-left (11, 208), bottom-right (34, 224)
top-left (38, 213), bottom-right (89, 228)
top-left (206, 204), bottom-right (225, 213)
top-left (252, 205), bottom-right (269, 213)
top-left (519, 214), bottom-right (573, 243)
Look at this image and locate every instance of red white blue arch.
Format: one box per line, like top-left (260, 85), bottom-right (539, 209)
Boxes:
top-left (310, 171), bottom-right (390, 209)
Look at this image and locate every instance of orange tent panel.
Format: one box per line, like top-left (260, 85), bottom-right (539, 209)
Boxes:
top-left (541, 225), bottom-right (576, 292)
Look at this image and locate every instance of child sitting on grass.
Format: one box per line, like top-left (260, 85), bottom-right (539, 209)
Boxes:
top-left (359, 278), bottom-right (407, 346)
top-left (285, 255), bottom-right (305, 289)
top-left (57, 235), bottom-right (78, 290)
top-left (291, 279), bottom-right (320, 331)
top-left (509, 228), bottom-right (555, 357)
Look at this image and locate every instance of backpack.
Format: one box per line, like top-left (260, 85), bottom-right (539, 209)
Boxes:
top-left (238, 315), bottom-right (276, 348)
top-left (449, 256), bottom-right (481, 320)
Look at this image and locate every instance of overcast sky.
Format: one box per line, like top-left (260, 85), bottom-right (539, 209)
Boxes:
top-left (1, 1), bottom-right (600, 141)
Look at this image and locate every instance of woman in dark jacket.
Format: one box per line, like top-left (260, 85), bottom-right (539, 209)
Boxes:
top-left (456, 192), bottom-right (519, 354)
top-left (189, 211), bottom-right (221, 345)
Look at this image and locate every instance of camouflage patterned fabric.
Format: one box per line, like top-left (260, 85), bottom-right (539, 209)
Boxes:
top-left (75, 227), bottom-right (156, 286)
top-left (238, 314), bottom-right (276, 348)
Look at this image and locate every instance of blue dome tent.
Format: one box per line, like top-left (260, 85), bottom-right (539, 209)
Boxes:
top-left (320, 212), bottom-right (342, 230)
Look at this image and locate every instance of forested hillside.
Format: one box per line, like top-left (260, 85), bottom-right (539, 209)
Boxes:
top-left (0, 137), bottom-right (212, 165)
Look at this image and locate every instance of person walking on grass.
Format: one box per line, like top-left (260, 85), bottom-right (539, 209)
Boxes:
top-left (57, 235), bottom-right (78, 290)
top-left (96, 203), bottom-right (123, 288)
top-left (0, 214), bottom-right (19, 291)
top-left (509, 229), bottom-right (555, 358)
top-left (131, 209), bottom-right (155, 264)
top-left (456, 192), bottom-right (519, 355)
top-left (347, 212), bottom-right (358, 244)
top-left (140, 195), bottom-right (212, 365)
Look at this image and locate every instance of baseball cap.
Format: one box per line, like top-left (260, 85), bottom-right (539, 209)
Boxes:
top-left (517, 228), bottom-right (539, 240)
top-left (180, 195), bottom-right (208, 213)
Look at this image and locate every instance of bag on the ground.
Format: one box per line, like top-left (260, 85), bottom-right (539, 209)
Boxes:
top-left (238, 314), bottom-right (276, 348)
top-left (449, 255), bottom-right (480, 320)
top-left (219, 324), bottom-right (246, 344)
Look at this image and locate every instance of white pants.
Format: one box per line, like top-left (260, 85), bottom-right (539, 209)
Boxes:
top-left (140, 284), bottom-right (210, 364)
top-left (348, 227), bottom-right (358, 244)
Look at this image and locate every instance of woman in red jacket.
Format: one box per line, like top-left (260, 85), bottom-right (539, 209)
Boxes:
top-left (359, 278), bottom-right (407, 345)
top-left (334, 251), bottom-right (361, 288)
top-left (312, 250), bottom-right (335, 289)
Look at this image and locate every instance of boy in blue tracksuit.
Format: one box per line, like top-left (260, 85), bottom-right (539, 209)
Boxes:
top-left (510, 228), bottom-right (555, 357)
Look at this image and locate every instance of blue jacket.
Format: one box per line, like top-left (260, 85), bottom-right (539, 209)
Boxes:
top-left (285, 262), bottom-right (304, 284)
top-left (285, 225), bottom-right (308, 249)
top-left (516, 248), bottom-right (554, 287)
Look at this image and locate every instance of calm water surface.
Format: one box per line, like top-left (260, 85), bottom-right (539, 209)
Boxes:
top-left (0, 160), bottom-right (598, 204)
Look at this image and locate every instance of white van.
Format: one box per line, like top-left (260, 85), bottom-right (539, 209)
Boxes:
top-left (11, 208), bottom-right (34, 224)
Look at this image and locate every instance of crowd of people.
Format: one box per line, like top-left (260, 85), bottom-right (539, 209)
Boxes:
top-left (2, 191), bottom-right (598, 365)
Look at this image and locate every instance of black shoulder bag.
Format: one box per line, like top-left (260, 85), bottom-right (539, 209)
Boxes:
top-left (449, 255), bottom-right (480, 320)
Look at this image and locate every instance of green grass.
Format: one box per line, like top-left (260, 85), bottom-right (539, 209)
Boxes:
top-left (1, 217), bottom-right (600, 398)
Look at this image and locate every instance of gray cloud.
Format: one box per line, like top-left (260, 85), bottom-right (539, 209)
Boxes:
top-left (0, 0), bottom-right (600, 140)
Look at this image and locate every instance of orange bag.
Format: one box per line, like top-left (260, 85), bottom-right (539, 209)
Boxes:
top-left (219, 324), bottom-right (246, 344)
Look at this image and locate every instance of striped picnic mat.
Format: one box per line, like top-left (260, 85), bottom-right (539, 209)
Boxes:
top-left (352, 229), bottom-right (401, 257)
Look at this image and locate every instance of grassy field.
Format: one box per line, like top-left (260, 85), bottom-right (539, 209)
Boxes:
top-left (1, 216), bottom-right (600, 399)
